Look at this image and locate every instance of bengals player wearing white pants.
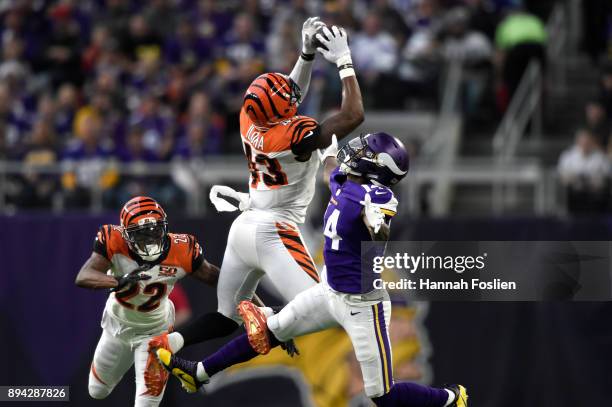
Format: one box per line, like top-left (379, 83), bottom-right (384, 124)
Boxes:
top-left (75, 196), bottom-right (219, 406)
top-left (147, 19), bottom-right (364, 360)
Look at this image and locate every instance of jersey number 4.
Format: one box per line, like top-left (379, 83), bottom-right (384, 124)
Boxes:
top-left (244, 142), bottom-right (288, 188)
top-left (115, 282), bottom-right (167, 312)
top-left (324, 209), bottom-right (342, 250)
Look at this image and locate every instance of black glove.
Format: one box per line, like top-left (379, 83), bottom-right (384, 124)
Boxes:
top-left (111, 264), bottom-right (152, 292)
top-left (280, 339), bottom-right (300, 358)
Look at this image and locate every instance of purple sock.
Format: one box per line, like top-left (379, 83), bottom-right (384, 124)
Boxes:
top-left (202, 331), bottom-right (281, 377)
top-left (201, 333), bottom-right (259, 376)
top-left (372, 382), bottom-right (449, 407)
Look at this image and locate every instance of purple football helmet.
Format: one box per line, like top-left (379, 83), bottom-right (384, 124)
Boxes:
top-left (337, 132), bottom-right (409, 186)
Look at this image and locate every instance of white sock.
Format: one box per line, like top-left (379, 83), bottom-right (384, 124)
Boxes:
top-left (196, 362), bottom-right (209, 381)
top-left (167, 332), bottom-right (184, 353)
top-left (444, 389), bottom-right (456, 406)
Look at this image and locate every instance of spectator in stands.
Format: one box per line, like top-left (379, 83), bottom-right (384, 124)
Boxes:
top-left (558, 129), bottom-right (610, 214)
top-left (495, 8), bottom-right (546, 106)
top-left (98, 0), bottom-right (132, 39)
top-left (61, 113), bottom-right (116, 208)
top-left (81, 24), bottom-right (114, 74)
top-left (163, 15), bottom-right (213, 85)
top-left (219, 13), bottom-right (265, 65)
top-left (128, 93), bottom-right (175, 160)
top-left (12, 119), bottom-right (59, 208)
top-left (0, 36), bottom-right (30, 86)
top-left (598, 63), bottom-right (612, 118)
top-left (395, 0), bottom-right (446, 107)
top-left (143, 0), bottom-right (178, 38)
top-left (112, 124), bottom-right (182, 209)
top-left (174, 91), bottom-right (222, 158)
top-left (438, 7), bottom-right (493, 117)
top-left (371, 0), bottom-right (411, 46)
top-left (44, 3), bottom-right (84, 88)
top-left (351, 13), bottom-right (398, 108)
top-left (55, 83), bottom-right (78, 138)
top-left (585, 100), bottom-right (610, 147)
top-left (266, 15), bottom-right (300, 72)
top-left (0, 81), bottom-right (30, 150)
top-left (117, 125), bottom-right (159, 163)
top-left (121, 13), bottom-right (163, 63)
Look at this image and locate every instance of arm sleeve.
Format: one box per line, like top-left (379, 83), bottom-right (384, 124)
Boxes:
top-left (289, 56), bottom-right (314, 100)
top-left (290, 117), bottom-right (321, 156)
top-left (190, 236), bottom-right (204, 273)
top-left (93, 225), bottom-right (110, 260)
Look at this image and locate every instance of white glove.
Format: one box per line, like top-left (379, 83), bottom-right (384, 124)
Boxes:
top-left (316, 26), bottom-right (352, 66)
top-left (360, 193), bottom-right (398, 233)
top-left (302, 16), bottom-right (326, 55)
top-left (210, 185), bottom-right (250, 212)
top-left (317, 134), bottom-right (338, 163)
top-left (361, 194), bottom-right (385, 233)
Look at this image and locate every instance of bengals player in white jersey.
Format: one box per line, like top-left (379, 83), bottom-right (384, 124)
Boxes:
top-left (148, 20), bottom-right (364, 365)
top-left (75, 196), bottom-right (219, 407)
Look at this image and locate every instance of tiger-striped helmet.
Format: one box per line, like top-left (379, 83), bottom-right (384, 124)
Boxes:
top-left (243, 73), bottom-right (302, 128)
top-left (120, 196), bottom-right (168, 261)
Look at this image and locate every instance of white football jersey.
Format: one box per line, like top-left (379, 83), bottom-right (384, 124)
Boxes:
top-left (94, 225), bottom-right (202, 328)
top-left (240, 109), bottom-right (320, 224)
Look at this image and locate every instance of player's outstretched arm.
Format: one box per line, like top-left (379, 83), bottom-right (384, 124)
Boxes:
top-left (190, 259), bottom-right (220, 286)
top-left (317, 134), bottom-right (339, 188)
top-left (75, 252), bottom-right (117, 289)
top-left (289, 17), bottom-right (325, 99)
top-left (316, 26), bottom-right (364, 148)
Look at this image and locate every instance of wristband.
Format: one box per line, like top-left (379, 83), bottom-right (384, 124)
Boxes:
top-left (300, 51), bottom-right (315, 61)
top-left (338, 63), bottom-right (355, 79)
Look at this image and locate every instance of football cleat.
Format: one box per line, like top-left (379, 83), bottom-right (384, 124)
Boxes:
top-left (148, 332), bottom-right (170, 354)
top-left (446, 384), bottom-right (468, 407)
top-left (237, 300), bottom-right (271, 354)
top-left (142, 350), bottom-right (169, 397)
top-left (156, 348), bottom-right (205, 394)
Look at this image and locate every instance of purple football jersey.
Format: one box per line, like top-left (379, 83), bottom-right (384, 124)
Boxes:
top-left (323, 167), bottom-right (395, 294)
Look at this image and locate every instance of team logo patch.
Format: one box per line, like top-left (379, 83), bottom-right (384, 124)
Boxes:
top-left (159, 266), bottom-right (178, 277)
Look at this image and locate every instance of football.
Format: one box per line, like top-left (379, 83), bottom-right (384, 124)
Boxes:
top-left (312, 25), bottom-right (330, 51)
top-left (312, 25), bottom-right (350, 52)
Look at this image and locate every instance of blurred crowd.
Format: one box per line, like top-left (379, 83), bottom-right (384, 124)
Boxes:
top-left (558, 63), bottom-right (612, 214)
top-left (0, 0), bottom-right (555, 211)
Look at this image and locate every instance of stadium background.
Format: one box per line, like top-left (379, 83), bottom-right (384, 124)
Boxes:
top-left (1, 0), bottom-right (612, 406)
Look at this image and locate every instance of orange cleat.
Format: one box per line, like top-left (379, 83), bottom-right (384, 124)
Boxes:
top-left (237, 300), bottom-right (271, 355)
top-left (142, 351), bottom-right (169, 397)
top-left (148, 332), bottom-right (170, 354)
top-left (143, 331), bottom-right (171, 397)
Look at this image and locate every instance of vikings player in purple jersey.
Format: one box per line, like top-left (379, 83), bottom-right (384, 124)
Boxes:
top-left (156, 133), bottom-right (468, 407)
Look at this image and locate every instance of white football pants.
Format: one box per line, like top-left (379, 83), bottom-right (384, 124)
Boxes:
top-left (267, 279), bottom-right (393, 398)
top-left (88, 309), bottom-right (174, 406)
top-left (217, 211), bottom-right (319, 322)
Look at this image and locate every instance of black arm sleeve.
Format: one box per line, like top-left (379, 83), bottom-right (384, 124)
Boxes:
top-left (189, 235), bottom-right (204, 272)
top-left (290, 118), bottom-right (321, 157)
top-left (92, 226), bottom-right (110, 260)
